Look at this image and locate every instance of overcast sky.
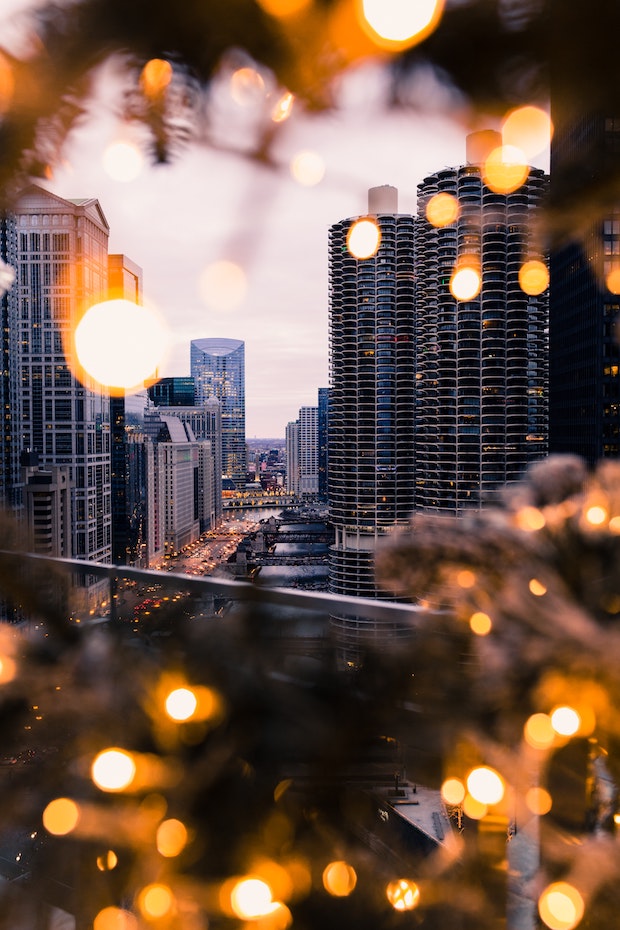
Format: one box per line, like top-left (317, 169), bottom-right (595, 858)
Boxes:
top-left (4, 2), bottom-right (547, 438)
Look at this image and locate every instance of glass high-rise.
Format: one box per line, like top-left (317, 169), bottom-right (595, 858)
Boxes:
top-left (190, 337), bottom-right (246, 489)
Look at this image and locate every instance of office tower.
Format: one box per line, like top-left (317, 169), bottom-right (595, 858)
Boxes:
top-left (317, 387), bottom-right (329, 501)
top-left (148, 377), bottom-right (195, 407)
top-left (0, 213), bottom-right (19, 510)
top-left (14, 186), bottom-right (112, 597)
top-left (415, 133), bottom-right (548, 511)
top-left (328, 185), bottom-right (417, 655)
top-left (21, 458), bottom-right (71, 556)
top-left (299, 405), bottom-right (319, 498)
top-left (285, 420), bottom-right (299, 496)
top-left (108, 254), bottom-right (145, 564)
top-left (191, 337), bottom-right (246, 489)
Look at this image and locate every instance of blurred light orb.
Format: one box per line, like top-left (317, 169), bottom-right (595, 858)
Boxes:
top-left (96, 850), bottom-right (118, 871)
top-left (529, 578), bottom-right (547, 596)
top-left (0, 654), bottom-right (16, 683)
top-left (257, 0), bottom-right (311, 16)
top-left (199, 260), bottom-right (247, 313)
top-left (524, 713), bottom-right (555, 750)
top-left (483, 145), bottom-right (529, 194)
top-left (74, 299), bottom-right (170, 394)
top-left (0, 52), bottom-right (14, 114)
top-left (538, 882), bottom-right (585, 930)
top-left (94, 907), bottom-right (138, 930)
top-left (322, 860), bottom-right (357, 897)
top-left (550, 706), bottom-right (581, 737)
top-left (157, 818), bottom-right (188, 857)
top-left (386, 879), bottom-right (420, 911)
top-left (466, 766), bottom-right (505, 805)
top-left (42, 797), bottom-right (80, 835)
top-left (456, 569), bottom-right (476, 589)
top-left (0, 257), bottom-right (16, 298)
top-left (469, 611), bottom-right (492, 636)
top-left (450, 265), bottom-right (481, 301)
top-left (502, 105), bottom-right (553, 160)
top-left (271, 91), bottom-right (294, 123)
top-left (462, 794), bottom-right (487, 819)
top-left (526, 786), bottom-right (552, 816)
top-left (138, 883), bottom-right (175, 919)
top-left (102, 141), bottom-right (144, 182)
top-left (585, 504), bottom-right (607, 526)
top-left (360, 0), bottom-right (444, 49)
top-left (426, 192), bottom-right (460, 227)
top-left (290, 150), bottom-right (325, 186)
top-left (140, 58), bottom-right (173, 97)
top-left (165, 687), bottom-right (198, 721)
top-left (347, 219), bottom-right (381, 259)
top-left (230, 877), bottom-right (276, 919)
top-left (606, 268), bottom-right (620, 294)
top-left (230, 67), bottom-right (266, 106)
top-left (91, 748), bottom-right (137, 792)
top-left (515, 505), bottom-right (546, 531)
top-left (519, 260), bottom-right (549, 295)
top-left (441, 777), bottom-right (466, 805)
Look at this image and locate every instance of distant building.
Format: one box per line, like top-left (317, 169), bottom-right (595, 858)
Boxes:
top-left (0, 213), bottom-right (19, 511)
top-left (299, 405), bottom-right (319, 498)
top-left (148, 377), bottom-right (195, 408)
top-left (318, 387), bottom-right (329, 501)
top-left (285, 420), bottom-right (300, 496)
top-left (191, 337), bottom-right (246, 489)
top-left (21, 455), bottom-right (72, 557)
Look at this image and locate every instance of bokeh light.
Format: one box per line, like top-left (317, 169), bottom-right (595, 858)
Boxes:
top-left (524, 713), bottom-right (555, 750)
top-left (91, 748), bottom-right (137, 792)
top-left (347, 218), bottom-right (381, 259)
top-left (271, 91), bottom-right (294, 123)
top-left (386, 879), bottom-right (420, 911)
top-left (0, 654), bottom-right (17, 684)
top-left (519, 260), bottom-right (549, 295)
top-left (230, 877), bottom-right (276, 919)
top-left (199, 260), bottom-right (247, 313)
top-left (529, 578), bottom-right (547, 596)
top-left (550, 706), bottom-right (581, 737)
top-left (585, 504), bottom-right (608, 526)
top-left (230, 67), bottom-right (266, 107)
top-left (42, 797), bottom-right (80, 835)
top-left (74, 298), bottom-right (170, 394)
top-left (526, 786), bottom-right (553, 816)
top-left (441, 777), bottom-right (466, 805)
top-left (140, 58), bottom-right (173, 98)
top-left (426, 191), bottom-right (460, 227)
top-left (450, 265), bottom-right (481, 301)
top-left (322, 861), bottom-right (357, 897)
top-left (456, 569), bottom-right (476, 589)
top-left (165, 687), bottom-right (198, 721)
top-left (466, 766), bottom-right (505, 805)
top-left (0, 52), bottom-right (14, 114)
top-left (502, 105), bottom-right (553, 160)
top-left (483, 145), bottom-right (529, 194)
top-left (515, 506), bottom-right (546, 531)
top-left (360, 0), bottom-right (444, 49)
top-left (257, 0), bottom-right (311, 16)
top-left (94, 907), bottom-right (138, 930)
top-left (102, 141), bottom-right (144, 182)
top-left (96, 850), bottom-right (118, 871)
top-left (469, 611), bottom-right (492, 636)
top-left (157, 818), bottom-right (189, 857)
top-left (538, 882), bottom-right (585, 930)
top-left (462, 794), bottom-right (488, 819)
top-left (137, 883), bottom-right (175, 919)
top-left (606, 268), bottom-right (620, 294)
top-left (290, 151), bottom-right (326, 186)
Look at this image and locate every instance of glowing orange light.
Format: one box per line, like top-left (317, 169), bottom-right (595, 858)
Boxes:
top-left (322, 861), bottom-right (357, 897)
top-left (74, 299), bottom-right (170, 394)
top-left (290, 151), bottom-right (325, 186)
top-left (91, 748), bottom-right (136, 792)
top-left (529, 578), bottom-right (547, 596)
top-left (94, 907), bottom-right (138, 930)
top-left (524, 713), bottom-right (555, 750)
top-left (426, 192), bottom-right (460, 227)
top-left (102, 141), bottom-right (144, 182)
top-left (462, 794), bottom-right (487, 819)
top-left (515, 506), bottom-right (546, 531)
top-left (538, 882), bottom-right (584, 930)
top-left (441, 777), bottom-right (466, 805)
top-left (347, 218), bottom-right (381, 259)
top-left (526, 786), bottom-right (552, 816)
top-left (550, 706), bottom-right (581, 737)
top-left (0, 52), bottom-right (14, 115)
top-left (469, 611), bottom-right (492, 636)
top-left (199, 260), bottom-right (247, 313)
top-left (456, 569), bottom-right (476, 589)
top-left (96, 850), bottom-right (118, 871)
top-left (138, 883), bottom-right (175, 919)
top-left (257, 0), bottom-right (311, 16)
top-left (271, 91), bottom-right (294, 123)
top-left (230, 67), bottom-right (266, 106)
top-left (360, 0), bottom-right (444, 50)
top-left (502, 105), bottom-right (553, 160)
top-left (0, 654), bottom-right (16, 684)
top-left (606, 268), bottom-right (620, 294)
top-left (466, 766), bottom-right (505, 805)
top-left (156, 819), bottom-right (188, 857)
top-left (386, 878), bottom-right (420, 911)
top-left (585, 505), bottom-right (608, 526)
top-left (519, 260), bottom-right (549, 295)
top-left (483, 145), bottom-right (529, 194)
top-left (140, 58), bottom-right (173, 98)
top-left (230, 877), bottom-right (276, 919)
top-left (450, 264), bottom-right (481, 301)
top-left (42, 798), bottom-right (80, 835)
top-left (165, 687), bottom-right (198, 721)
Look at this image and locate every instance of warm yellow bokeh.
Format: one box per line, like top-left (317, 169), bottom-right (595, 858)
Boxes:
top-left (550, 706), bottom-right (581, 737)
top-left (441, 777), bottom-right (466, 805)
top-left (322, 860), bottom-right (357, 897)
top-left (271, 91), bottom-right (294, 123)
top-left (91, 748), bottom-right (137, 792)
top-left (606, 267), bottom-right (620, 294)
top-left (0, 654), bottom-right (16, 684)
top-left (359, 0), bottom-right (444, 50)
top-left (538, 882), bottom-right (585, 930)
top-left (386, 878), bottom-right (420, 911)
top-left (585, 504), bottom-right (608, 526)
top-left (450, 265), bottom-right (481, 301)
top-left (469, 611), bottom-right (492, 636)
top-left (199, 260), bottom-right (247, 313)
top-left (165, 687), bottom-right (198, 721)
top-left (137, 883), bottom-right (175, 919)
top-left (502, 105), bottom-right (553, 160)
top-left (74, 298), bottom-right (170, 394)
top-left (526, 786), bottom-right (552, 816)
top-left (42, 797), bottom-right (80, 835)
top-left (519, 260), bottom-right (549, 295)
top-left (524, 713), bottom-right (555, 750)
top-left (0, 52), bottom-right (14, 115)
top-left (102, 141), bottom-right (144, 182)
top-left (290, 150), bottom-right (326, 187)
top-left (230, 67), bottom-right (266, 106)
top-left (347, 218), bottom-right (381, 259)
top-left (529, 578), bottom-right (547, 596)
top-left (462, 794), bottom-right (487, 819)
top-left (96, 850), bottom-right (118, 871)
top-left (257, 0), bottom-right (311, 16)
top-left (94, 907), bottom-right (138, 930)
top-left (483, 145), bottom-right (529, 194)
top-left (157, 818), bottom-right (189, 857)
top-left (456, 569), bottom-right (476, 589)
top-left (230, 877), bottom-right (276, 919)
top-left (466, 766), bottom-right (505, 805)
top-left (426, 192), bottom-right (460, 227)
top-left (140, 58), bottom-right (173, 98)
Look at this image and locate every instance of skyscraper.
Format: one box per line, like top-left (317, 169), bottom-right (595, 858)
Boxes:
top-left (191, 337), bottom-right (246, 489)
top-left (317, 387), bottom-right (329, 501)
top-left (0, 212), bottom-right (19, 511)
top-left (299, 405), bottom-right (318, 498)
